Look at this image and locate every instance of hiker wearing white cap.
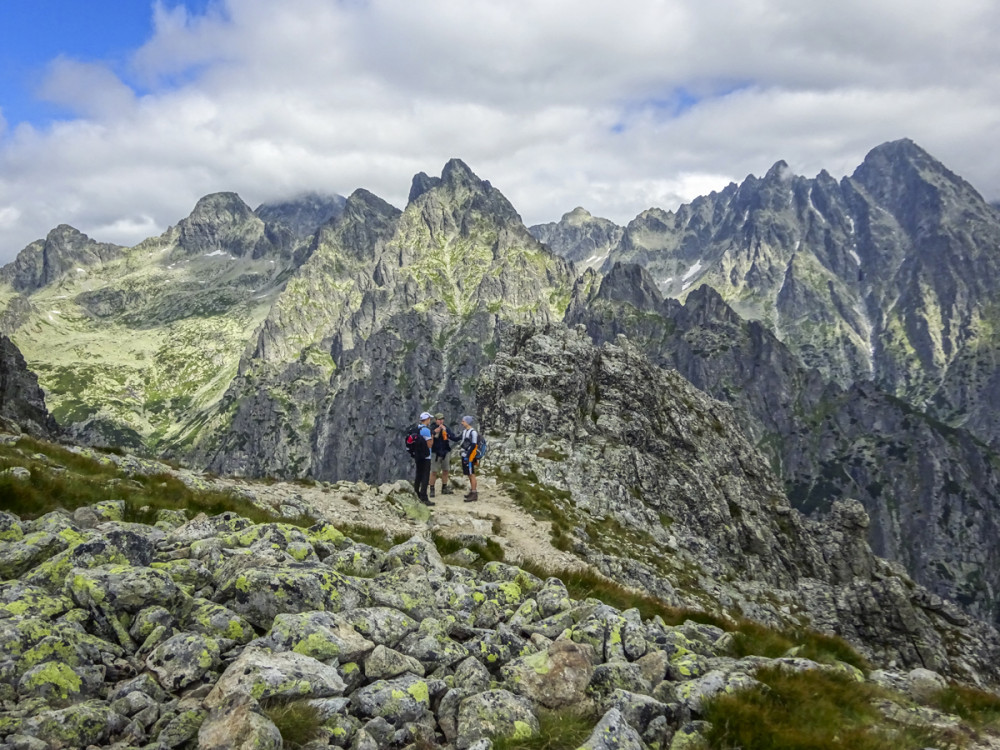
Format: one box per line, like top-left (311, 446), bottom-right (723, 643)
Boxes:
top-left (460, 415), bottom-right (480, 502)
top-left (406, 412), bottom-right (435, 506)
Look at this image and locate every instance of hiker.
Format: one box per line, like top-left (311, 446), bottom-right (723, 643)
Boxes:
top-left (460, 415), bottom-right (480, 503)
top-left (411, 412), bottom-right (435, 506)
top-left (429, 412), bottom-right (453, 498)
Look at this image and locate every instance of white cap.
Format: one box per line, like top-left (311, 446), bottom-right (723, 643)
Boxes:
top-left (419, 412), bottom-right (433, 421)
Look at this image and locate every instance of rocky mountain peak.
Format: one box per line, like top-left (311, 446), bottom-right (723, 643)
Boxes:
top-left (0, 224), bottom-right (124, 293)
top-left (763, 159), bottom-right (793, 182)
top-left (407, 171), bottom-right (441, 203)
top-left (564, 206), bottom-right (593, 223)
top-left (174, 191), bottom-right (283, 260)
top-left (596, 262), bottom-right (663, 310)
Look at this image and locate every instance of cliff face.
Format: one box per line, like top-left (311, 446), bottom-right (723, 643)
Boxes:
top-left (566, 263), bottom-right (1000, 627)
top-left (192, 160), bottom-right (575, 482)
top-left (478, 325), bottom-right (1000, 681)
top-left (0, 335), bottom-right (58, 438)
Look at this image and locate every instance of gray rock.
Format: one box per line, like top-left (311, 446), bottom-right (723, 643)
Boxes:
top-left (364, 644), bottom-right (425, 679)
top-left (578, 707), bottom-right (646, 750)
top-left (145, 632), bottom-right (221, 691)
top-left (205, 647), bottom-right (346, 709)
top-left (349, 673), bottom-right (433, 727)
top-left (456, 689), bottom-right (539, 749)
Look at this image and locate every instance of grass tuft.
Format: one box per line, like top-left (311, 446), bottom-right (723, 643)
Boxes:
top-left (491, 707), bottom-right (597, 750)
top-left (262, 699), bottom-right (324, 748)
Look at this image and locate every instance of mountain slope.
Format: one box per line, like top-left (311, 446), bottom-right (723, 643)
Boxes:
top-left (0, 193), bottom-right (310, 450)
top-left (190, 159), bottom-right (575, 482)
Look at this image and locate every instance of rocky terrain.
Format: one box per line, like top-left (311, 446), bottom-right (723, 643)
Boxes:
top-left (566, 262), bottom-right (1000, 627)
top-left (2, 388), bottom-right (1000, 748)
top-left (0, 336), bottom-right (58, 440)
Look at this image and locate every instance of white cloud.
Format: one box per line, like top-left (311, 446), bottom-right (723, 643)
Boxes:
top-left (0, 0), bottom-right (998, 262)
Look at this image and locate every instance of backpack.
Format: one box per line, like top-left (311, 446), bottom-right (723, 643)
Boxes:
top-left (475, 433), bottom-right (488, 462)
top-left (404, 424), bottom-right (425, 458)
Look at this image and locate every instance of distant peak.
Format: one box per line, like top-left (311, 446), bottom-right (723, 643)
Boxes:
top-left (408, 172), bottom-right (441, 204)
top-left (563, 207), bottom-right (594, 224)
top-left (764, 160), bottom-right (793, 182)
top-left (188, 192), bottom-right (254, 218)
top-left (440, 158), bottom-right (485, 190)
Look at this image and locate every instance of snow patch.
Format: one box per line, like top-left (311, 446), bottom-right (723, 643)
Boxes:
top-left (203, 250), bottom-right (233, 258)
top-left (682, 260), bottom-right (703, 282)
top-left (658, 277), bottom-right (674, 286)
top-left (682, 281), bottom-right (693, 292)
top-left (849, 249), bottom-right (861, 265)
top-left (75, 267), bottom-right (85, 273)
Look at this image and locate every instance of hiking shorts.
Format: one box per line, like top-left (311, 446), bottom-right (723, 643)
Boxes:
top-left (462, 458), bottom-right (478, 476)
top-left (431, 453), bottom-right (450, 473)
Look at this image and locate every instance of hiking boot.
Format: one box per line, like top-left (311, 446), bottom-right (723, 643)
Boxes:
top-left (464, 491), bottom-right (479, 503)
top-left (429, 486), bottom-right (435, 498)
top-left (440, 484), bottom-right (453, 495)
top-left (421, 496), bottom-right (435, 506)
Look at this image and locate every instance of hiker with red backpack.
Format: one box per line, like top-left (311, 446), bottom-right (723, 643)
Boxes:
top-left (406, 412), bottom-right (435, 506)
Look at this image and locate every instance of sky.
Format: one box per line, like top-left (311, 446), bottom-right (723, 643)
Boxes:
top-left (0, 0), bottom-right (998, 263)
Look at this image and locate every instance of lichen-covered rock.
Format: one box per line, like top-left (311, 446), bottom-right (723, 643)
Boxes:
top-left (0, 581), bottom-right (73, 619)
top-left (184, 597), bottom-right (256, 644)
top-left (0, 531), bottom-right (68, 579)
top-left (454, 655), bottom-right (491, 694)
top-left (204, 647), bottom-right (347, 708)
top-left (326, 543), bottom-right (384, 577)
top-left (17, 661), bottom-right (99, 706)
top-left (674, 669), bottom-right (760, 714)
top-left (578, 707), bottom-right (647, 750)
top-left (397, 616), bottom-right (471, 670)
top-left (198, 696), bottom-right (282, 750)
top-left (213, 563), bottom-right (358, 628)
top-left (456, 689), bottom-right (539, 749)
top-left (18, 700), bottom-right (119, 749)
top-left (367, 564), bottom-right (442, 620)
top-left (499, 639), bottom-right (596, 708)
top-left (349, 673), bottom-right (433, 727)
top-left (265, 610), bottom-right (375, 662)
top-left (145, 632), bottom-right (221, 691)
top-left (365, 644), bottom-right (425, 679)
top-left (384, 535), bottom-right (447, 575)
top-left (601, 689), bottom-right (676, 736)
top-left (66, 563), bottom-right (185, 614)
top-left (588, 662), bottom-right (653, 700)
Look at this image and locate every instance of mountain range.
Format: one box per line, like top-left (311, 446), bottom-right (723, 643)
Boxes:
top-left (3, 139), bottom-right (1000, 638)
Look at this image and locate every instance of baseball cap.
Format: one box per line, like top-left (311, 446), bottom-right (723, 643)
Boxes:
top-left (435, 412), bottom-right (445, 419)
top-left (419, 411), bottom-right (433, 420)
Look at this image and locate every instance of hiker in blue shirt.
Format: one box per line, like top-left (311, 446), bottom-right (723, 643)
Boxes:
top-left (413, 412), bottom-right (434, 506)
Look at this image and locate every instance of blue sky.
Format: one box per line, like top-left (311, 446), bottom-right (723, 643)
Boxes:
top-left (1, 2), bottom-right (174, 125)
top-left (0, 0), bottom-right (998, 262)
